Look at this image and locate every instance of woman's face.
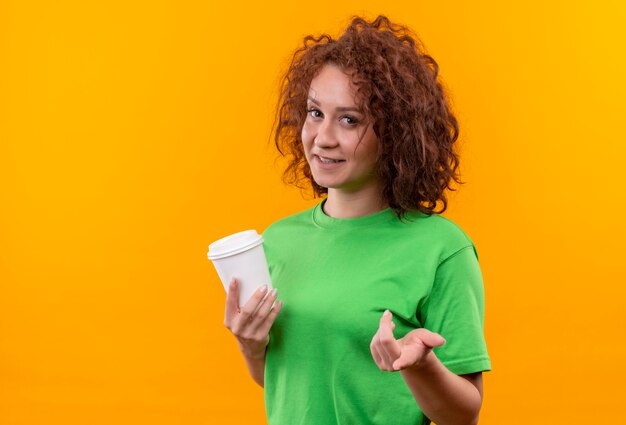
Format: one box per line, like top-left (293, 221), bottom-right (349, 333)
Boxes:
top-left (302, 64), bottom-right (380, 194)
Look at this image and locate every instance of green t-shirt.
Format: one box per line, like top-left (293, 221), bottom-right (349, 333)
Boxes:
top-left (262, 200), bottom-right (491, 425)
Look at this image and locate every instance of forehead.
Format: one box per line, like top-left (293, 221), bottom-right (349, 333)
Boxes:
top-left (308, 64), bottom-right (360, 106)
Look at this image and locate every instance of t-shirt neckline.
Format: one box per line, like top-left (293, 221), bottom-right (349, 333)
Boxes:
top-left (311, 198), bottom-right (397, 229)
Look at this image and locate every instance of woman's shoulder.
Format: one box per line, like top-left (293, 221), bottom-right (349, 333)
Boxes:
top-left (401, 212), bottom-right (477, 260)
top-left (425, 213), bottom-right (473, 241)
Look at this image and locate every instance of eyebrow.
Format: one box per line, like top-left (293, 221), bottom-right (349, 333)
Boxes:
top-left (307, 96), bottom-right (362, 113)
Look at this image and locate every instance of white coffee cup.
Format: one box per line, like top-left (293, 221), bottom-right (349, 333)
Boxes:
top-left (207, 230), bottom-right (273, 308)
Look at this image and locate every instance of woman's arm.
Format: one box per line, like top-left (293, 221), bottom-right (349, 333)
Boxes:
top-left (240, 348), bottom-right (267, 388)
top-left (370, 311), bottom-right (483, 425)
top-left (400, 353), bottom-right (482, 425)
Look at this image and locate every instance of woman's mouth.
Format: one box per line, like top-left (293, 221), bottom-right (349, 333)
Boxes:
top-left (315, 155), bottom-right (345, 165)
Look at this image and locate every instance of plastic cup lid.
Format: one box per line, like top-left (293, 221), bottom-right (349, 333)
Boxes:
top-left (207, 230), bottom-right (263, 260)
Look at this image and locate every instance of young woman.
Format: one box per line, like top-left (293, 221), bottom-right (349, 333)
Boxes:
top-left (223, 15), bottom-right (491, 425)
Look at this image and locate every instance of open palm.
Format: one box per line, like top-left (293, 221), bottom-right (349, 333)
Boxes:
top-left (370, 310), bottom-right (446, 371)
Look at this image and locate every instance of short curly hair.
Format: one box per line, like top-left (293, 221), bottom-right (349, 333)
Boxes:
top-left (272, 15), bottom-right (463, 217)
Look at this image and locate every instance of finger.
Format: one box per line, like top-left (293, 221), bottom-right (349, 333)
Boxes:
top-left (392, 330), bottom-right (446, 371)
top-left (373, 316), bottom-right (395, 369)
top-left (413, 329), bottom-right (446, 349)
top-left (369, 336), bottom-right (385, 369)
top-left (248, 288), bottom-right (279, 331)
top-left (371, 345), bottom-right (385, 369)
top-left (223, 277), bottom-right (240, 326)
top-left (255, 300), bottom-right (283, 336)
top-left (378, 310), bottom-right (401, 364)
top-left (233, 285), bottom-right (269, 332)
top-left (378, 310), bottom-right (395, 334)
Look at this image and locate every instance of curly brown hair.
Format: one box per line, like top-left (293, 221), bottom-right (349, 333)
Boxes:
top-left (272, 15), bottom-right (463, 218)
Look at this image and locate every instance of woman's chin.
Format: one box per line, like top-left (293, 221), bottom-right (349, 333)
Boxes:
top-left (315, 182), bottom-right (333, 190)
top-left (312, 176), bottom-right (338, 189)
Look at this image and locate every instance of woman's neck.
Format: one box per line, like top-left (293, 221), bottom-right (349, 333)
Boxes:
top-left (323, 186), bottom-right (388, 219)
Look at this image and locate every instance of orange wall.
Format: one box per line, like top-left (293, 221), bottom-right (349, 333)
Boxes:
top-left (1, 1), bottom-right (625, 423)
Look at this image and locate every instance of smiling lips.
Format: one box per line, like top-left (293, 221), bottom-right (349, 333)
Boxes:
top-left (315, 154), bottom-right (345, 165)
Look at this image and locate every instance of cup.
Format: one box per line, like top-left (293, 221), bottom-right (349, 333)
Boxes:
top-left (207, 230), bottom-right (273, 308)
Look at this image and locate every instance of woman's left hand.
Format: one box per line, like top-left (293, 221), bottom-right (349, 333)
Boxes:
top-left (370, 310), bottom-right (446, 371)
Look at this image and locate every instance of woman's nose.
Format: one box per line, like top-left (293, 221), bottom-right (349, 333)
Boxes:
top-left (314, 121), bottom-right (339, 148)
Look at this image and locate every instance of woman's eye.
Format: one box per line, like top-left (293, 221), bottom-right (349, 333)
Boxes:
top-left (306, 108), bottom-right (322, 118)
top-left (343, 116), bottom-right (359, 126)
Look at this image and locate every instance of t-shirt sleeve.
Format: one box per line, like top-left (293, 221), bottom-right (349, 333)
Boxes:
top-left (419, 245), bottom-right (492, 375)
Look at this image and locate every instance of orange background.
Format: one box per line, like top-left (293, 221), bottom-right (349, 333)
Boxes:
top-left (1, 1), bottom-right (625, 424)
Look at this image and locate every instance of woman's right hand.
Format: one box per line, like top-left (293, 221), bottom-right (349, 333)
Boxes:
top-left (223, 277), bottom-right (283, 360)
